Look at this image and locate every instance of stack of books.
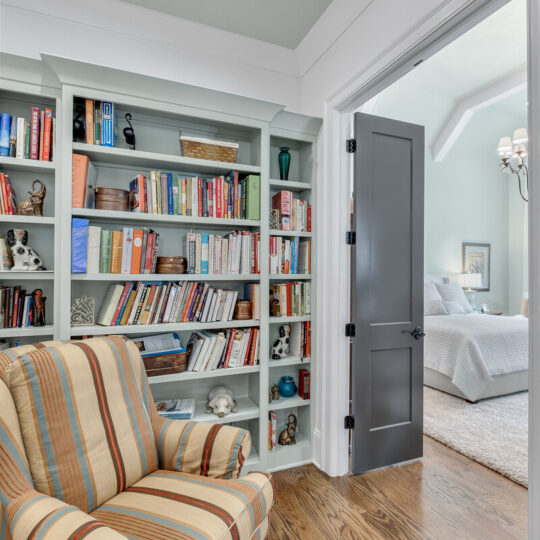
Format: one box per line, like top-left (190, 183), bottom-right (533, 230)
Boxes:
top-left (0, 287), bottom-right (42, 328)
top-left (271, 190), bottom-right (311, 232)
top-left (186, 327), bottom-right (259, 371)
top-left (130, 172), bottom-right (260, 220)
top-left (186, 230), bottom-right (260, 275)
top-left (156, 398), bottom-right (195, 420)
top-left (96, 281), bottom-right (245, 326)
top-left (76, 98), bottom-right (117, 147)
top-left (71, 220), bottom-right (159, 274)
top-left (270, 282), bottom-right (311, 317)
top-left (0, 109), bottom-right (54, 161)
top-left (0, 173), bottom-right (16, 215)
top-left (269, 237), bottom-right (310, 274)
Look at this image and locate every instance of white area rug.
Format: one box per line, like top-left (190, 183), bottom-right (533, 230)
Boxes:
top-left (424, 386), bottom-right (528, 486)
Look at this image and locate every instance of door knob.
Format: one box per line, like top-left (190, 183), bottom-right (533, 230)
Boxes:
top-left (409, 327), bottom-right (425, 340)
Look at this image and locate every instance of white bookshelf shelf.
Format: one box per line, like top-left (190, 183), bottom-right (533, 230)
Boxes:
top-left (192, 396), bottom-right (259, 424)
top-left (269, 357), bottom-right (311, 368)
top-left (0, 271), bottom-right (54, 280)
top-left (270, 433), bottom-right (310, 454)
top-left (0, 156), bottom-right (55, 173)
top-left (270, 315), bottom-right (311, 324)
top-left (269, 395), bottom-right (310, 411)
top-left (0, 325), bottom-right (55, 338)
top-left (269, 179), bottom-right (311, 191)
top-left (70, 319), bottom-right (260, 336)
top-left (72, 208), bottom-right (260, 229)
top-left (270, 230), bottom-right (312, 238)
top-left (269, 274), bottom-right (311, 281)
top-left (148, 365), bottom-right (260, 385)
top-left (72, 273), bottom-right (259, 282)
top-left (72, 143), bottom-right (261, 176)
top-left (0, 215), bottom-right (55, 225)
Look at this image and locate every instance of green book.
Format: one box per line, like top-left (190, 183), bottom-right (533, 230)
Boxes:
top-left (173, 175), bottom-right (181, 215)
top-left (245, 175), bottom-right (260, 220)
top-left (24, 123), bottom-right (31, 159)
top-left (99, 229), bottom-right (112, 273)
top-left (156, 170), bottom-right (162, 214)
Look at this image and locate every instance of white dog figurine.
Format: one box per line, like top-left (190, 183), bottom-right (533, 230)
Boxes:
top-left (7, 228), bottom-right (46, 271)
top-left (206, 385), bottom-right (239, 418)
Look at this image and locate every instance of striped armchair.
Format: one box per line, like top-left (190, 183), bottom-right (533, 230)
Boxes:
top-left (0, 337), bottom-right (273, 539)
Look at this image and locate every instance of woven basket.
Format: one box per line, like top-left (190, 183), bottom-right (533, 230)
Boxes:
top-left (180, 135), bottom-right (239, 163)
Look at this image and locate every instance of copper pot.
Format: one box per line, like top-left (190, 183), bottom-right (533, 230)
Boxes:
top-left (234, 300), bottom-right (252, 320)
top-left (156, 256), bottom-right (187, 274)
top-left (95, 187), bottom-right (130, 211)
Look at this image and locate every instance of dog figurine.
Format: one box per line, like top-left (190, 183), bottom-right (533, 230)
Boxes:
top-left (278, 414), bottom-right (297, 446)
top-left (272, 324), bottom-right (291, 359)
top-left (16, 180), bottom-right (46, 216)
top-left (6, 229), bottom-right (46, 271)
top-left (206, 385), bottom-right (239, 418)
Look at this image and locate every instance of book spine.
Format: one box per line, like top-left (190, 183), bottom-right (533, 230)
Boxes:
top-left (29, 109), bottom-right (40, 159)
top-left (71, 218), bottom-right (89, 273)
top-left (111, 282), bottom-right (132, 326)
top-left (15, 117), bottom-right (25, 159)
top-left (0, 114), bottom-right (11, 156)
top-left (42, 109), bottom-right (53, 161)
top-left (167, 173), bottom-right (174, 215)
top-left (85, 100), bottom-right (94, 144)
top-left (202, 179), bottom-right (208, 217)
top-left (110, 231), bottom-right (123, 273)
top-left (99, 229), bottom-right (112, 273)
top-left (24, 123), bottom-right (30, 159)
top-left (201, 233), bottom-right (209, 274)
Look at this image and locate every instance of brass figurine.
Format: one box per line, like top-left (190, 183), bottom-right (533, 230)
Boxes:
top-left (271, 384), bottom-right (280, 401)
top-left (278, 414), bottom-right (297, 446)
top-left (16, 180), bottom-right (46, 216)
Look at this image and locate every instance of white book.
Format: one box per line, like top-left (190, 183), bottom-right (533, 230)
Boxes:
top-left (151, 285), bottom-right (167, 324)
top-left (150, 171), bottom-right (158, 214)
top-left (298, 241), bottom-right (310, 274)
top-left (21, 295), bottom-right (30, 327)
top-left (16, 117), bottom-right (25, 159)
top-left (209, 333), bottom-right (227, 371)
top-left (208, 234), bottom-right (214, 275)
top-left (207, 290), bottom-right (218, 322)
top-left (87, 226), bottom-right (101, 274)
top-left (127, 284), bottom-right (145, 325)
top-left (162, 287), bottom-right (178, 322)
top-left (195, 233), bottom-right (202, 274)
top-left (215, 237), bottom-right (222, 274)
top-left (240, 233), bottom-right (250, 274)
top-left (187, 336), bottom-right (204, 371)
top-left (201, 335), bottom-right (218, 371)
top-left (305, 282), bottom-right (311, 314)
top-left (97, 284), bottom-right (124, 326)
top-left (228, 331), bottom-right (244, 368)
top-left (121, 228), bottom-right (133, 274)
top-left (289, 322), bottom-right (302, 357)
top-left (232, 235), bottom-right (241, 274)
top-left (254, 330), bottom-right (260, 361)
top-left (228, 291), bottom-right (238, 321)
top-left (193, 334), bottom-right (213, 371)
top-left (216, 291), bottom-right (227, 321)
top-left (170, 282), bottom-right (187, 323)
top-left (211, 289), bottom-right (222, 322)
top-left (201, 288), bottom-right (214, 323)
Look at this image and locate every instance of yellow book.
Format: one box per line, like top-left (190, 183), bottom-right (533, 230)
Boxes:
top-left (110, 231), bottom-right (123, 273)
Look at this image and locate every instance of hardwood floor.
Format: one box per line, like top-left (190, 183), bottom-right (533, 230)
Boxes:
top-left (268, 436), bottom-right (527, 539)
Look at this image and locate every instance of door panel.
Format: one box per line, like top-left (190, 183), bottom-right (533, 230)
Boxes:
top-left (351, 112), bottom-right (424, 474)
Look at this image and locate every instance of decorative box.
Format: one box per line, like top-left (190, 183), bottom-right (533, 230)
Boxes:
top-left (180, 135), bottom-right (239, 163)
top-left (95, 187), bottom-right (130, 211)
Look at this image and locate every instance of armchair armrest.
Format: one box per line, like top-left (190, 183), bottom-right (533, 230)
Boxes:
top-left (152, 415), bottom-right (251, 479)
top-left (6, 489), bottom-right (126, 539)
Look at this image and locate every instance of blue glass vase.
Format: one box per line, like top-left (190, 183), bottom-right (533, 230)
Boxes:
top-left (278, 147), bottom-right (291, 180)
top-left (277, 376), bottom-right (297, 398)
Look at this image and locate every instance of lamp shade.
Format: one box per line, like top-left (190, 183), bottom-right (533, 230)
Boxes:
top-left (512, 128), bottom-right (528, 145)
top-left (497, 136), bottom-right (513, 156)
top-left (514, 143), bottom-right (528, 157)
top-left (457, 272), bottom-right (482, 289)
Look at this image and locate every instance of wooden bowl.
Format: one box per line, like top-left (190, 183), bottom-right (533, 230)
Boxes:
top-left (156, 256), bottom-right (187, 274)
top-left (95, 187), bottom-right (130, 211)
top-left (234, 300), bottom-right (252, 320)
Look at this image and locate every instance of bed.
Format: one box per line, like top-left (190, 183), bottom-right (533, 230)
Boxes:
top-left (423, 275), bottom-right (528, 401)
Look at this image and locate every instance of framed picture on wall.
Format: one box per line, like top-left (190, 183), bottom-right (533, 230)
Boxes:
top-left (462, 242), bottom-right (490, 291)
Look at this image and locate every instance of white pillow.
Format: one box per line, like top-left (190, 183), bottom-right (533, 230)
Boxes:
top-left (424, 299), bottom-right (449, 316)
top-left (424, 273), bottom-right (443, 286)
top-left (424, 282), bottom-right (442, 302)
top-left (435, 283), bottom-right (473, 313)
top-left (444, 300), bottom-right (467, 315)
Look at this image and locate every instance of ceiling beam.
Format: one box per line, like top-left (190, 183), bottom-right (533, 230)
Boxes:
top-left (433, 68), bottom-right (527, 162)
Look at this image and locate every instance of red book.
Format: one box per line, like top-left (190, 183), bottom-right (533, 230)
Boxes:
top-left (299, 368), bottom-right (310, 399)
top-left (131, 230), bottom-right (144, 274)
top-left (307, 204), bottom-right (312, 232)
top-left (30, 108), bottom-right (40, 160)
top-left (198, 178), bottom-right (203, 217)
top-left (286, 283), bottom-right (292, 317)
top-left (248, 328), bottom-right (258, 366)
top-left (180, 282), bottom-right (198, 322)
top-left (12, 289), bottom-right (20, 328)
top-left (208, 180), bottom-right (214, 217)
top-left (6, 183), bottom-right (13, 214)
top-left (232, 171), bottom-right (239, 218)
top-left (38, 111), bottom-right (45, 161)
top-left (216, 177), bottom-right (222, 218)
top-left (243, 329), bottom-right (254, 366)
top-left (144, 233), bottom-right (156, 273)
top-left (141, 175), bottom-right (148, 213)
top-left (42, 109), bottom-right (53, 161)
top-left (223, 329), bottom-right (236, 368)
top-left (0, 174), bottom-right (9, 215)
top-left (110, 283), bottom-right (133, 325)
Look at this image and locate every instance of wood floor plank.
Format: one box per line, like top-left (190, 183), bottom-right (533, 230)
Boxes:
top-left (268, 436), bottom-right (527, 539)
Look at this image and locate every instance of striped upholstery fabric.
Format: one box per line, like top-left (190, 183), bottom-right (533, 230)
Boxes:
top-left (4, 337), bottom-right (158, 513)
top-left (91, 469), bottom-right (274, 540)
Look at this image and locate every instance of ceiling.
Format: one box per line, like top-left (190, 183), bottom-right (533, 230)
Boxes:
top-left (119, 0), bottom-right (333, 49)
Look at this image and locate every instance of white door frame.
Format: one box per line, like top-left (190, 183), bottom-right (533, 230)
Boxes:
top-left (315, 0), bottom-right (538, 535)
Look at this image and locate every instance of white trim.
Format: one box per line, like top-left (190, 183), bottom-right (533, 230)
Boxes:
top-left (433, 68), bottom-right (527, 161)
top-left (358, 94), bottom-right (381, 114)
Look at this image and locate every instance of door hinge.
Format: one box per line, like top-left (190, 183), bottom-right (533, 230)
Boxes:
top-left (344, 415), bottom-right (355, 429)
top-left (345, 323), bottom-right (355, 337)
top-left (346, 231), bottom-right (356, 245)
top-left (346, 139), bottom-right (356, 153)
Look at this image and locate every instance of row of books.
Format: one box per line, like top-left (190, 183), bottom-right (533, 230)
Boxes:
top-left (269, 236), bottom-right (310, 275)
top-left (186, 231), bottom-right (260, 275)
top-left (0, 173), bottom-right (16, 215)
top-left (75, 98), bottom-right (117, 147)
top-left (271, 190), bottom-right (311, 232)
top-left (270, 282), bottom-right (311, 318)
top-left (0, 287), bottom-right (43, 328)
top-left (129, 172), bottom-right (260, 220)
top-left (282, 322), bottom-right (311, 360)
top-left (0, 109), bottom-right (54, 161)
top-left (96, 281), bottom-right (260, 327)
top-left (186, 327), bottom-right (260, 372)
top-left (72, 220), bottom-right (159, 274)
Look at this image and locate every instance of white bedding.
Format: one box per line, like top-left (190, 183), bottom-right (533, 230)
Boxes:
top-left (424, 313), bottom-right (528, 401)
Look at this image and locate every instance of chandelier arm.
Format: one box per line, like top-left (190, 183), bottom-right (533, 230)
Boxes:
top-left (516, 171), bottom-right (529, 202)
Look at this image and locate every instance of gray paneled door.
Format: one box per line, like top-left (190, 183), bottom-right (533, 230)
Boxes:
top-left (351, 112), bottom-right (424, 474)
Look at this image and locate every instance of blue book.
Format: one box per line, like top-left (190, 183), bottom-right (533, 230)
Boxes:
top-left (71, 218), bottom-right (89, 273)
top-left (101, 102), bottom-right (117, 147)
top-left (201, 233), bottom-right (209, 274)
top-left (291, 240), bottom-right (296, 274)
top-left (167, 173), bottom-right (174, 215)
top-left (114, 282), bottom-right (134, 325)
top-left (201, 179), bottom-right (208, 217)
top-left (0, 114), bottom-right (12, 157)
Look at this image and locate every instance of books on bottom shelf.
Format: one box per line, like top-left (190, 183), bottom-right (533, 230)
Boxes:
top-left (270, 282), bottom-right (311, 317)
top-left (96, 281), bottom-right (255, 326)
top-left (156, 398), bottom-right (195, 420)
top-left (186, 327), bottom-right (260, 372)
top-left (0, 286), bottom-right (44, 328)
top-left (269, 236), bottom-right (310, 275)
top-left (289, 322), bottom-right (311, 359)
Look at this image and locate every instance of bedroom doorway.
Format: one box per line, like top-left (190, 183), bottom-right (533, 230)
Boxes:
top-left (349, 0), bottom-right (529, 487)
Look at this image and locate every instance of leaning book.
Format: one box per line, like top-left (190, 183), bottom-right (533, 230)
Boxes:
top-left (156, 398), bottom-right (195, 420)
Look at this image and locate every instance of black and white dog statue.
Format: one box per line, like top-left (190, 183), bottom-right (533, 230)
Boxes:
top-left (7, 229), bottom-right (46, 271)
top-left (272, 324), bottom-right (291, 359)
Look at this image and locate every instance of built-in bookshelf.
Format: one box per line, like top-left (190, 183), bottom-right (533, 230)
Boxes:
top-left (1, 54), bottom-right (320, 474)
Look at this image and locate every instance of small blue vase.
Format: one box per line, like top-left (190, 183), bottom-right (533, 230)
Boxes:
top-left (277, 376), bottom-right (297, 398)
top-left (278, 147), bottom-right (291, 180)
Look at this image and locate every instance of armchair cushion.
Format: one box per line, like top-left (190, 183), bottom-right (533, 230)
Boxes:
top-left (5, 337), bottom-right (158, 513)
top-left (91, 469), bottom-right (274, 540)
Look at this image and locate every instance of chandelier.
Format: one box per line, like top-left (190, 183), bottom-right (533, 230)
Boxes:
top-left (497, 128), bottom-right (528, 202)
